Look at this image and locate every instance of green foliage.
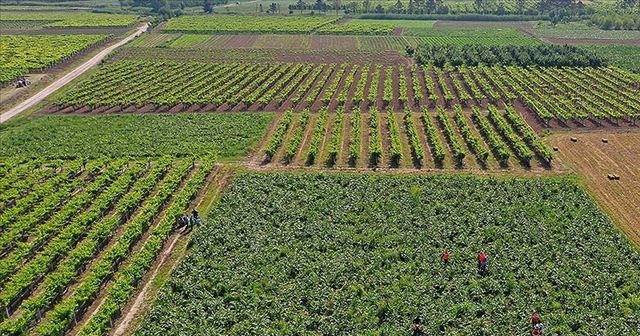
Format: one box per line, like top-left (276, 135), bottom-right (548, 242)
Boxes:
top-left (403, 110), bottom-right (424, 164)
top-left (453, 105), bottom-right (489, 164)
top-left (415, 44), bottom-right (606, 67)
top-left (471, 107), bottom-right (510, 165)
top-left (328, 108), bottom-right (345, 165)
top-left (284, 110), bottom-right (311, 163)
top-left (307, 108), bottom-right (328, 165)
top-left (138, 172), bottom-right (640, 335)
top-left (0, 12), bottom-right (137, 27)
top-left (436, 107), bottom-right (466, 165)
top-left (348, 109), bottom-right (362, 165)
top-left (163, 15), bottom-right (337, 34)
top-left (386, 109), bottom-right (403, 166)
top-left (0, 35), bottom-right (107, 84)
top-left (420, 107), bottom-right (445, 163)
top-left (0, 114), bottom-right (273, 160)
top-left (369, 108), bottom-right (383, 165)
top-left (265, 110), bottom-right (294, 161)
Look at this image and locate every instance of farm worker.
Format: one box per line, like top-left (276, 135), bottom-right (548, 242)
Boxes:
top-left (180, 214), bottom-right (189, 230)
top-left (477, 251), bottom-right (488, 273)
top-left (192, 209), bottom-right (202, 226)
top-left (174, 215), bottom-right (183, 231)
top-left (411, 316), bottom-right (425, 336)
top-left (534, 322), bottom-right (545, 335)
top-left (184, 214), bottom-right (193, 233)
top-left (531, 312), bottom-right (541, 327)
top-left (441, 250), bottom-right (450, 265)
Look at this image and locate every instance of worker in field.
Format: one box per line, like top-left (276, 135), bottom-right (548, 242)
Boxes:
top-left (411, 316), bottom-right (425, 336)
top-left (477, 251), bottom-right (488, 274)
top-left (531, 312), bottom-right (544, 335)
top-left (531, 312), bottom-right (541, 327)
top-left (441, 250), bottom-right (450, 265)
top-left (192, 209), bottom-right (202, 224)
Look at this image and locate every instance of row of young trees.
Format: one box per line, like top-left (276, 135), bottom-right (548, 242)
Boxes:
top-left (414, 44), bottom-right (606, 67)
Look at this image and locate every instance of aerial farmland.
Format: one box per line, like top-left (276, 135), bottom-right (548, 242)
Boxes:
top-left (0, 0), bottom-right (638, 335)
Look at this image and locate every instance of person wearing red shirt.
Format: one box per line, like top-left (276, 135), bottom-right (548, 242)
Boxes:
top-left (477, 251), bottom-right (488, 274)
top-left (531, 312), bottom-right (541, 327)
top-left (441, 250), bottom-right (450, 265)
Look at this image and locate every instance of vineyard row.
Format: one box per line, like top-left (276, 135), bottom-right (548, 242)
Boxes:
top-left (259, 105), bottom-right (553, 170)
top-left (48, 61), bottom-right (640, 127)
top-left (0, 158), bottom-right (215, 336)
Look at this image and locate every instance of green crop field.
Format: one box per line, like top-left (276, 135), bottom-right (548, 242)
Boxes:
top-left (0, 114), bottom-right (273, 159)
top-left (0, 34), bottom-right (107, 84)
top-left (586, 45), bottom-right (640, 73)
top-left (162, 15), bottom-right (338, 34)
top-left (139, 172), bottom-right (640, 335)
top-left (2, 7), bottom-right (640, 336)
top-left (0, 11), bottom-right (138, 27)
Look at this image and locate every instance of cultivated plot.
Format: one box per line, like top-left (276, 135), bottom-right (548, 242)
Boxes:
top-left (139, 172), bottom-right (640, 335)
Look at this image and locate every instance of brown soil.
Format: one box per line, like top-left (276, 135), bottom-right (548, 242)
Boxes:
top-left (292, 113), bottom-right (318, 166)
top-left (248, 111), bottom-right (286, 165)
top-left (310, 35), bottom-right (358, 50)
top-left (224, 35), bottom-right (258, 48)
top-left (339, 113), bottom-right (352, 166)
top-left (548, 131), bottom-right (640, 246)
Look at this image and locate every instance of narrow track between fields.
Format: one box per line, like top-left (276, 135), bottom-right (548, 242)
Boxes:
top-left (0, 23), bottom-right (149, 124)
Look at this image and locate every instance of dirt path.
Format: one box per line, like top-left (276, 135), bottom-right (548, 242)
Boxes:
top-left (0, 23), bottom-right (149, 124)
top-left (110, 165), bottom-right (227, 336)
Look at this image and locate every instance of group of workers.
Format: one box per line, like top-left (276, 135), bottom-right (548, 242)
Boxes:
top-left (175, 209), bottom-right (201, 233)
top-left (410, 251), bottom-right (544, 335)
top-left (412, 312), bottom-right (544, 335)
top-left (440, 250), bottom-right (489, 274)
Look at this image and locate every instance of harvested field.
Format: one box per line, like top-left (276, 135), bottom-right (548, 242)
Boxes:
top-left (548, 131), bottom-right (640, 245)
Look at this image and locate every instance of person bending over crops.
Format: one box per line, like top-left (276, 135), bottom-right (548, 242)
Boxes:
top-left (532, 322), bottom-right (545, 335)
top-left (531, 312), bottom-right (540, 327)
top-left (477, 251), bottom-right (488, 274)
top-left (441, 250), bottom-right (450, 265)
top-left (411, 316), bottom-right (425, 336)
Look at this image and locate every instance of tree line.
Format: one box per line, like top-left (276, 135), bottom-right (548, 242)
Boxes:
top-left (413, 44), bottom-right (606, 67)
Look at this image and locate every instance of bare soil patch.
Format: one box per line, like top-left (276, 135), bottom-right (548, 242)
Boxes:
top-left (548, 131), bottom-right (640, 246)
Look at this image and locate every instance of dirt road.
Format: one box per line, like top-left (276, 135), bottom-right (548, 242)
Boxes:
top-left (0, 23), bottom-right (149, 124)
